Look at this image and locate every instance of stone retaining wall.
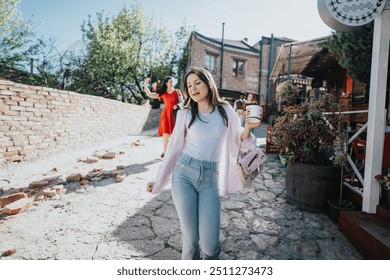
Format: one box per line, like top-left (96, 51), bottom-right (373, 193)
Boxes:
top-left (0, 79), bottom-right (160, 164)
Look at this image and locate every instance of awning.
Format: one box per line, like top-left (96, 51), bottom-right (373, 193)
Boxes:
top-left (270, 36), bottom-right (333, 82)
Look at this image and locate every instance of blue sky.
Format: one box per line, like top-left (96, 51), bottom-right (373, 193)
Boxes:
top-left (20, 0), bottom-right (333, 49)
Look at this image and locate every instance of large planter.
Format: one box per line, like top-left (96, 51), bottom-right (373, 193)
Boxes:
top-left (285, 162), bottom-right (341, 212)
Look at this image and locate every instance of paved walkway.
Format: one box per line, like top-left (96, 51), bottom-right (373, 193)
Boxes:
top-left (0, 125), bottom-right (363, 260)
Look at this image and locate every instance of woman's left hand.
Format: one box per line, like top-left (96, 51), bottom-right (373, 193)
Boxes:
top-left (245, 121), bottom-right (261, 129)
top-left (245, 111), bottom-right (263, 129)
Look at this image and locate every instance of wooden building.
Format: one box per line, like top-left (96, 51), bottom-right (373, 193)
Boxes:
top-left (269, 36), bottom-right (368, 127)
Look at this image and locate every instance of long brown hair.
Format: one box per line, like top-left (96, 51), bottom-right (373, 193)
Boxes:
top-left (182, 67), bottom-right (229, 128)
top-left (157, 76), bottom-right (173, 94)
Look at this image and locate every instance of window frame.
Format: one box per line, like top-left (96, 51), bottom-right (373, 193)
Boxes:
top-left (205, 52), bottom-right (217, 73)
top-left (232, 59), bottom-right (245, 77)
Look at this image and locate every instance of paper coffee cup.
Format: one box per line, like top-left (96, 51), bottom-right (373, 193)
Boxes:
top-left (245, 104), bottom-right (262, 123)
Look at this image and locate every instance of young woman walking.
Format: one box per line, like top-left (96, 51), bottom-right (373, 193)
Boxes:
top-left (146, 67), bottom-right (262, 260)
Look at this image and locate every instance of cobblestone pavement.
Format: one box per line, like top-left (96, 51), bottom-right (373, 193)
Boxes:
top-left (0, 125), bottom-right (363, 260)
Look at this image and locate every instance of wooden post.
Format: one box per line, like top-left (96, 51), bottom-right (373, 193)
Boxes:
top-left (363, 4), bottom-right (390, 213)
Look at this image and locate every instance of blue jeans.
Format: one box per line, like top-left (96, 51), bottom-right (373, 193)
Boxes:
top-left (171, 153), bottom-right (221, 260)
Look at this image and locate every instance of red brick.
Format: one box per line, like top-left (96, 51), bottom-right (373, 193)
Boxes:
top-left (66, 173), bottom-right (81, 182)
top-left (115, 174), bottom-right (126, 182)
top-left (43, 189), bottom-right (57, 198)
top-left (0, 192), bottom-right (27, 207)
top-left (17, 92), bottom-right (30, 98)
top-left (51, 185), bottom-right (64, 193)
top-left (102, 152), bottom-right (115, 159)
top-left (3, 110), bottom-right (18, 116)
top-left (3, 197), bottom-right (34, 215)
top-left (28, 179), bottom-right (50, 189)
top-left (2, 248), bottom-right (16, 256)
top-left (6, 155), bottom-right (23, 162)
top-left (3, 151), bottom-right (18, 157)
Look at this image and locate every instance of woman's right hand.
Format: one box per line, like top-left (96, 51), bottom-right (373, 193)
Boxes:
top-left (144, 77), bottom-right (151, 84)
top-left (146, 182), bottom-right (154, 193)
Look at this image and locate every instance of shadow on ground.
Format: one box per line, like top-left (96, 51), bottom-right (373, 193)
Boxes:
top-left (110, 156), bottom-right (362, 260)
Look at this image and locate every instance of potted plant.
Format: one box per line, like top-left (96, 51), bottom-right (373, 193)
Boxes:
top-left (273, 93), bottom-right (347, 212)
top-left (327, 152), bottom-right (355, 222)
top-left (275, 80), bottom-right (300, 167)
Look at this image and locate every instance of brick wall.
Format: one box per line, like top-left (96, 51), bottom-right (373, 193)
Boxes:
top-left (0, 79), bottom-right (160, 164)
top-left (187, 32), bottom-right (294, 110)
top-left (189, 35), bottom-right (260, 94)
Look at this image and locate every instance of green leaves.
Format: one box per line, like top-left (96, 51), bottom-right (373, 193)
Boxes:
top-left (1, 1), bottom-right (191, 104)
top-left (75, 3), bottom-right (190, 104)
top-left (0, 0), bottom-right (32, 74)
top-left (326, 23), bottom-right (380, 86)
top-left (274, 95), bottom-right (346, 166)
top-left (276, 80), bottom-right (301, 106)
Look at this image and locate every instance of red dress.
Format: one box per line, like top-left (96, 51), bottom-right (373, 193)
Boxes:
top-left (157, 90), bottom-right (178, 136)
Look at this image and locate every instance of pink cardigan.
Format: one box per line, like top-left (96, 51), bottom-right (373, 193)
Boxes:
top-left (152, 104), bottom-right (257, 196)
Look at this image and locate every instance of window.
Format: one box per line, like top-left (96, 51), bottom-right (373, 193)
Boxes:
top-left (205, 53), bottom-right (216, 73)
top-left (232, 59), bottom-right (245, 77)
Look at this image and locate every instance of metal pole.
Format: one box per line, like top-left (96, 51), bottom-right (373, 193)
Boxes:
top-left (266, 34), bottom-right (274, 117)
top-left (288, 44), bottom-right (292, 79)
top-left (258, 38), bottom-right (263, 104)
top-left (219, 23), bottom-right (225, 89)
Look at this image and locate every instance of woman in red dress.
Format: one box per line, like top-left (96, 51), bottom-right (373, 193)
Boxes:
top-left (144, 76), bottom-right (184, 158)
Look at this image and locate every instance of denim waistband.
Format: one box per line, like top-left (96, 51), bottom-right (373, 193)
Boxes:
top-left (178, 153), bottom-right (219, 171)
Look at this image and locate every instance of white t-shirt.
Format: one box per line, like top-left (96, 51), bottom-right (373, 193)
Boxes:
top-left (182, 109), bottom-right (227, 162)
